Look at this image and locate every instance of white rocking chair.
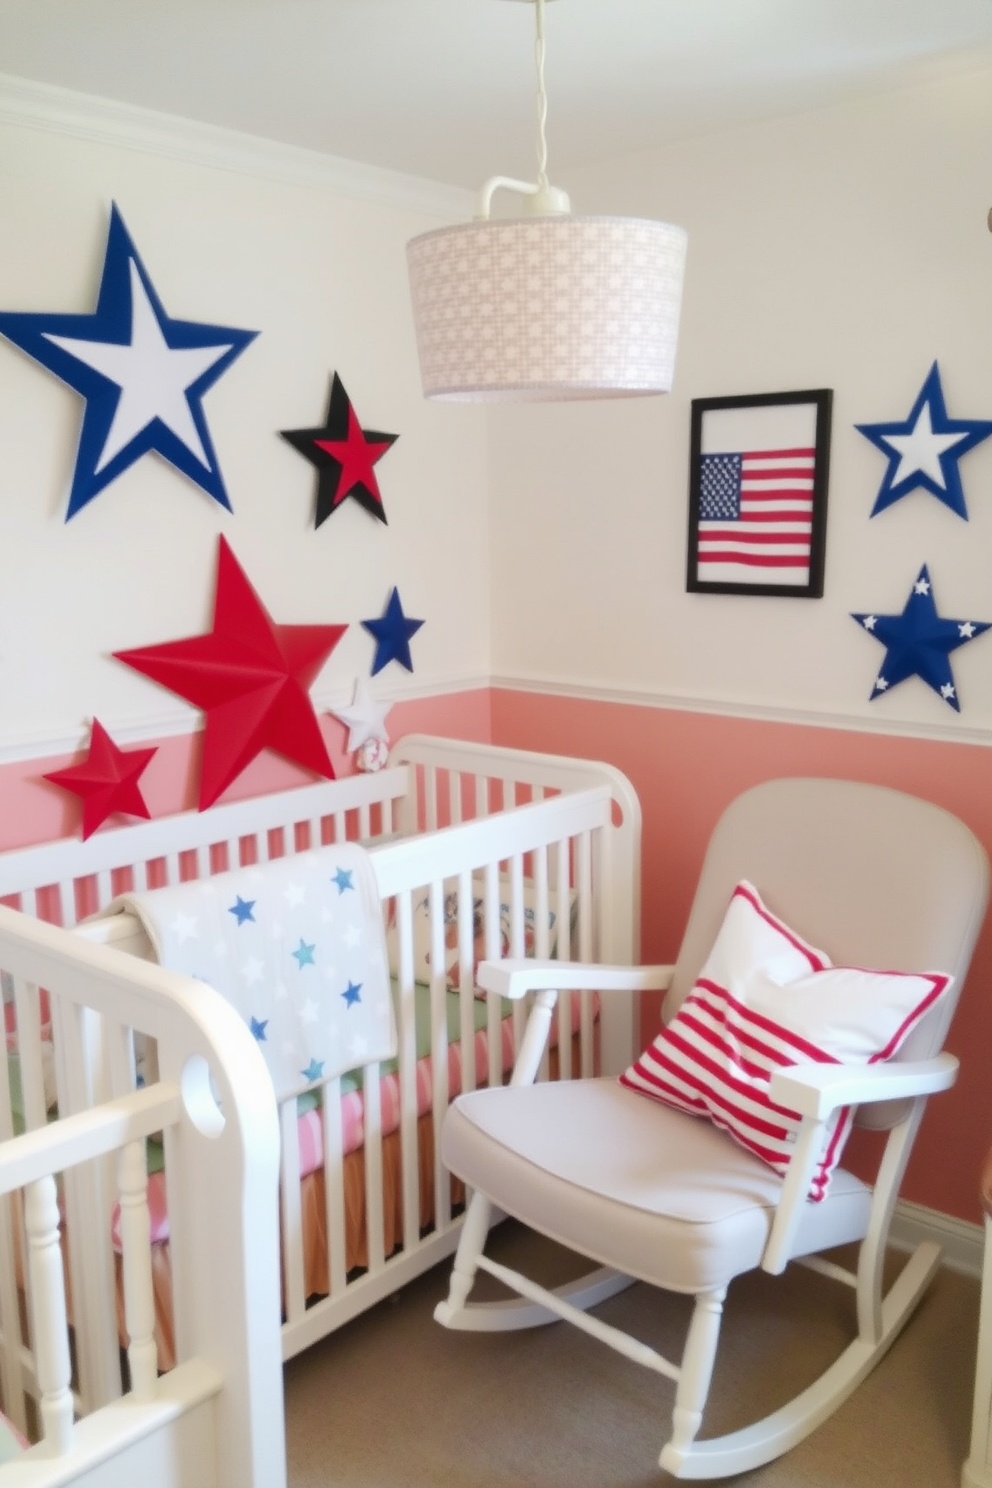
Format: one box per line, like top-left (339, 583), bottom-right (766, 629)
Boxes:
top-left (436, 778), bottom-right (989, 1480)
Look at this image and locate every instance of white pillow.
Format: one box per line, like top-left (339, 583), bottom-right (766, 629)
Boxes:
top-left (620, 881), bottom-right (951, 1201)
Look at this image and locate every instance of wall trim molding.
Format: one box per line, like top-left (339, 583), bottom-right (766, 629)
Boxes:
top-left (9, 669), bottom-right (992, 766)
top-left (0, 71), bottom-right (472, 220)
top-left (490, 674), bottom-right (992, 751)
top-left (891, 1198), bottom-right (983, 1278)
top-left (0, 673), bottom-right (492, 768)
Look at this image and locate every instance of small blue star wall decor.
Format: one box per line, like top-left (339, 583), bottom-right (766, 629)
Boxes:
top-left (361, 587), bottom-right (424, 674)
top-left (855, 363), bottom-right (992, 519)
top-left (0, 204), bottom-right (258, 519)
top-left (851, 564), bottom-right (991, 711)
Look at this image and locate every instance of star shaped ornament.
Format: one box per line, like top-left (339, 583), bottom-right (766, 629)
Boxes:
top-left (851, 564), bottom-right (991, 711)
top-left (331, 677), bottom-right (391, 753)
top-left (361, 587), bottom-right (424, 675)
top-left (43, 718), bottom-right (157, 839)
top-left (0, 204), bottom-right (257, 519)
top-left (280, 373), bottom-right (398, 528)
top-left (114, 535), bottom-right (347, 809)
top-left (855, 363), bottom-right (992, 519)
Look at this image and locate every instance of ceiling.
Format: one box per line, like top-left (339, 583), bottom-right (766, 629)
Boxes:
top-left (2, 0), bottom-right (992, 191)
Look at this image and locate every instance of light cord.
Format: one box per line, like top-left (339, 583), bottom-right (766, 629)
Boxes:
top-left (534, 0), bottom-right (549, 187)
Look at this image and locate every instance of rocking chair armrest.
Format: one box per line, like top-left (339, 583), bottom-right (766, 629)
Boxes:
top-left (476, 959), bottom-right (675, 1002)
top-left (768, 1052), bottom-right (959, 1121)
top-left (761, 1052), bottom-right (959, 1275)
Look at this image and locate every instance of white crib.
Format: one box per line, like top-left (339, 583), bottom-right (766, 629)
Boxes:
top-left (0, 902), bottom-right (285, 1487)
top-left (0, 734), bottom-right (641, 1479)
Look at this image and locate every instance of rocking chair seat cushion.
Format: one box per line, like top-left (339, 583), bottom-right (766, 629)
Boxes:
top-left (442, 1078), bottom-right (872, 1294)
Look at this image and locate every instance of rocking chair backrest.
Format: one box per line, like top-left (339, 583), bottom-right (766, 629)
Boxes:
top-left (663, 777), bottom-right (989, 1129)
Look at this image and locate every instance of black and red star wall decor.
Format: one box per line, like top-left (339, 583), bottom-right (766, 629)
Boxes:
top-left (280, 373), bottom-right (398, 529)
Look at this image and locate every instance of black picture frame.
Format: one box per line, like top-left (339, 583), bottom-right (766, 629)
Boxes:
top-left (686, 389), bottom-right (832, 598)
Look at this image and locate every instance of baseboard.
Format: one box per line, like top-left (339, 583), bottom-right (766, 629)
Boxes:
top-left (890, 1198), bottom-right (983, 1279)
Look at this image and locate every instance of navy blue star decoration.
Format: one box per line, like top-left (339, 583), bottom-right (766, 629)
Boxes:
top-left (362, 587), bottom-right (424, 675)
top-left (851, 564), bottom-right (991, 712)
top-left (280, 373), bottom-right (398, 529)
top-left (855, 363), bottom-right (992, 519)
top-left (0, 203), bottom-right (257, 519)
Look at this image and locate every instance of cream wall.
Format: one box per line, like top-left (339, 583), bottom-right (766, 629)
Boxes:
top-left (488, 61), bottom-right (992, 742)
top-left (0, 86), bottom-right (491, 764)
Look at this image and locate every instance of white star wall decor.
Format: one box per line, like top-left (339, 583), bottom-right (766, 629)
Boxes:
top-left (855, 363), bottom-right (992, 519)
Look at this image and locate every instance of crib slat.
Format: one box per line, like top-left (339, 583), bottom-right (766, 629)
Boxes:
top-left (55, 881), bottom-right (75, 928)
top-left (0, 1193), bottom-right (28, 1436)
top-left (25, 1173), bottom-right (74, 1455)
top-left (397, 890), bottom-right (420, 1257)
top-left (362, 1062), bottom-right (385, 1275)
top-left (482, 865), bottom-right (503, 1091)
top-left (555, 838), bottom-right (572, 1082)
top-left (52, 998), bottom-right (122, 1411)
top-left (280, 1101), bottom-right (306, 1324)
top-left (577, 830), bottom-right (595, 1077)
top-left (456, 871), bottom-right (476, 1099)
top-left (117, 1139), bottom-right (157, 1402)
top-left (449, 772), bottom-right (463, 827)
top-left (321, 1077), bottom-right (347, 1297)
top-left (429, 880), bottom-right (451, 1233)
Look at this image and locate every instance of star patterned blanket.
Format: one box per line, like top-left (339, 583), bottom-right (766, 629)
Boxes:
top-left (96, 845), bottom-right (396, 1102)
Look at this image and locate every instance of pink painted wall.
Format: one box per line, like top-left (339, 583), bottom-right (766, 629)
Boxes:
top-left (6, 679), bottom-right (989, 1224)
top-left (0, 689), bottom-right (492, 851)
top-left (491, 687), bottom-right (992, 1226)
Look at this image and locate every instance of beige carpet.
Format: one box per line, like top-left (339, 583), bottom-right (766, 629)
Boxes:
top-left (284, 1222), bottom-right (979, 1488)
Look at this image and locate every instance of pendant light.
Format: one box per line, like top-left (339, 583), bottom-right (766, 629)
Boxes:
top-left (406, 0), bottom-right (687, 402)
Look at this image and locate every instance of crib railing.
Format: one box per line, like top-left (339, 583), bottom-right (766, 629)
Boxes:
top-left (0, 738), bottom-right (641, 1381)
top-left (0, 906), bottom-right (284, 1485)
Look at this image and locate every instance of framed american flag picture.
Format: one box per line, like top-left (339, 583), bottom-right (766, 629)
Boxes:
top-left (686, 389), bottom-right (832, 597)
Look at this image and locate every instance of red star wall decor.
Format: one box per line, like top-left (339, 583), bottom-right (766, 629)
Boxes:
top-left (280, 373), bottom-right (398, 528)
top-left (43, 718), bottom-right (157, 839)
top-left (114, 535), bottom-right (347, 809)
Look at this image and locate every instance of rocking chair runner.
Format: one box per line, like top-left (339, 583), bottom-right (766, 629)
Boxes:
top-left (435, 778), bottom-right (990, 1480)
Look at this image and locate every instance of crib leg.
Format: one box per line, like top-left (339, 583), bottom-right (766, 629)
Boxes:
top-left (435, 1191), bottom-right (492, 1325)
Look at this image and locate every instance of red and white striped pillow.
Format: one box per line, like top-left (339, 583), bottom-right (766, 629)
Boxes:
top-left (620, 881), bottom-right (951, 1201)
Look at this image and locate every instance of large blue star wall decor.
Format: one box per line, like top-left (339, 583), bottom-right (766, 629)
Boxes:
top-left (361, 587), bottom-right (424, 674)
top-left (0, 204), bottom-right (258, 519)
top-left (855, 363), bottom-right (992, 519)
top-left (851, 564), bottom-right (991, 712)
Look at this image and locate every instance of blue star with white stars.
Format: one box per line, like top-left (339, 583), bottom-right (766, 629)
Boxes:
top-left (292, 938), bottom-right (316, 968)
top-left (301, 1059), bottom-right (325, 1083)
top-left (851, 564), bottom-right (991, 712)
top-left (250, 1016), bottom-right (268, 1041)
top-left (0, 204), bottom-right (257, 520)
top-left (332, 867), bottom-right (354, 894)
top-left (855, 363), bottom-right (992, 520)
top-left (361, 587), bottom-right (424, 674)
top-left (228, 895), bottom-right (256, 925)
top-left (341, 981), bottom-right (362, 1007)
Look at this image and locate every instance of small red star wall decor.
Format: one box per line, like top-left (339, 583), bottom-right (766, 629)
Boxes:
top-left (114, 535), bottom-right (347, 809)
top-left (280, 373), bottom-right (398, 529)
top-left (43, 718), bottom-right (157, 839)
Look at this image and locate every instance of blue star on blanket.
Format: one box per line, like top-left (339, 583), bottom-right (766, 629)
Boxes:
top-left (0, 204), bottom-right (257, 519)
top-left (99, 844), bottom-right (395, 1102)
top-left (851, 564), bottom-right (991, 711)
top-left (855, 363), bottom-right (992, 519)
top-left (361, 588), bottom-right (424, 675)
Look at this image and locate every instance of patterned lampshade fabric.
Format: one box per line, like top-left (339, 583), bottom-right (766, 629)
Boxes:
top-left (407, 213), bottom-right (687, 400)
